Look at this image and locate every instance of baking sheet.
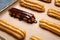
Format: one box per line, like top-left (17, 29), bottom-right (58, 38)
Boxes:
top-left (0, 0), bottom-right (60, 40)
top-left (0, 0), bottom-right (17, 12)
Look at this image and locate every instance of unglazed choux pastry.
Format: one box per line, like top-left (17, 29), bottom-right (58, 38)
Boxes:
top-left (39, 0), bottom-right (51, 3)
top-left (55, 0), bottom-right (60, 7)
top-left (29, 36), bottom-right (41, 40)
top-left (47, 9), bottom-right (60, 20)
top-left (39, 19), bottom-right (60, 36)
top-left (0, 19), bottom-right (26, 40)
top-left (19, 0), bottom-right (45, 12)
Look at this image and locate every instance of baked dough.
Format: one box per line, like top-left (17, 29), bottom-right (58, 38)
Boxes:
top-left (55, 0), bottom-right (60, 7)
top-left (19, 0), bottom-right (45, 12)
top-left (47, 9), bottom-right (60, 20)
top-left (29, 35), bottom-right (41, 40)
top-left (0, 18), bottom-right (26, 40)
top-left (39, 19), bottom-right (60, 36)
top-left (39, 0), bottom-right (51, 3)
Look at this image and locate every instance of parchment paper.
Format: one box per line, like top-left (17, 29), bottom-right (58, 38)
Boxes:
top-left (0, 0), bottom-right (60, 40)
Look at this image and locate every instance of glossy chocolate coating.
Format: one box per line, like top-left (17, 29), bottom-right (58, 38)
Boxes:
top-left (9, 8), bottom-right (37, 23)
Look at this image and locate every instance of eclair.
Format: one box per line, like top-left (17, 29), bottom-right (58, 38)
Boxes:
top-left (0, 19), bottom-right (26, 40)
top-left (47, 9), bottom-right (60, 20)
top-left (9, 8), bottom-right (37, 24)
top-left (19, 0), bottom-right (45, 12)
top-left (39, 19), bottom-right (60, 36)
top-left (55, 0), bottom-right (60, 7)
top-left (39, 0), bottom-right (51, 3)
top-left (29, 36), bottom-right (41, 40)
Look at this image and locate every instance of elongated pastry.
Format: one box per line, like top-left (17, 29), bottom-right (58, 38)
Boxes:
top-left (55, 0), bottom-right (60, 7)
top-left (9, 8), bottom-right (37, 24)
top-left (47, 9), bottom-right (60, 20)
top-left (29, 36), bottom-right (41, 40)
top-left (39, 19), bottom-right (60, 36)
top-left (19, 0), bottom-right (45, 12)
top-left (39, 0), bottom-right (51, 3)
top-left (0, 19), bottom-right (26, 40)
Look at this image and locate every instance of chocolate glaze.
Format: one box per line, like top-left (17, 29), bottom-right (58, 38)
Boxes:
top-left (9, 8), bottom-right (37, 23)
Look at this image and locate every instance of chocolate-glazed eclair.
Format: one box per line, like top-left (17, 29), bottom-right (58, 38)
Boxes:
top-left (9, 8), bottom-right (37, 24)
top-left (39, 0), bottom-right (51, 3)
top-left (19, 0), bottom-right (45, 12)
top-left (47, 9), bottom-right (60, 20)
top-left (0, 19), bottom-right (26, 40)
top-left (39, 19), bottom-right (60, 36)
top-left (55, 0), bottom-right (60, 7)
top-left (29, 36), bottom-right (41, 40)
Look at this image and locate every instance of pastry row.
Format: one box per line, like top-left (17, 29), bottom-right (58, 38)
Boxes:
top-left (39, 0), bottom-right (60, 7)
top-left (0, 18), bottom-right (60, 40)
top-left (0, 18), bottom-right (42, 40)
top-left (8, 8), bottom-right (60, 39)
top-left (19, 0), bottom-right (60, 12)
top-left (9, 8), bottom-right (60, 24)
top-left (0, 0), bottom-right (60, 40)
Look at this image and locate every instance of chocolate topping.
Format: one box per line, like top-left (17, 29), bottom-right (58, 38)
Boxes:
top-left (9, 8), bottom-right (37, 23)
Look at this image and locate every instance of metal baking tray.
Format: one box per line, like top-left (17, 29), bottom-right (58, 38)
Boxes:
top-left (0, 0), bottom-right (17, 12)
top-left (0, 0), bottom-right (60, 40)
